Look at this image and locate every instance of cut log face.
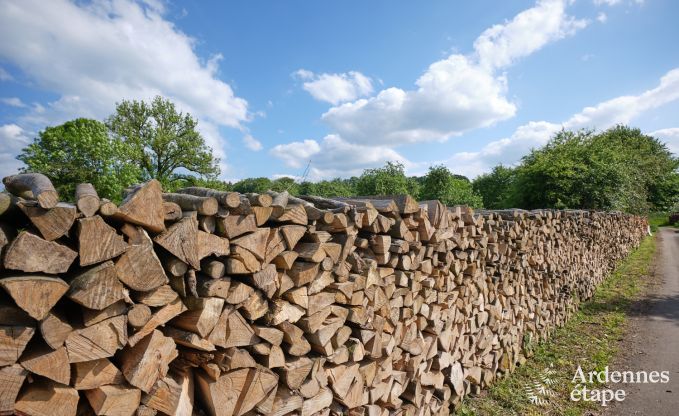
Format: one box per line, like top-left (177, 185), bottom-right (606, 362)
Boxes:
top-left (85, 384), bottom-right (142, 416)
top-left (72, 358), bottom-right (125, 390)
top-left (76, 183), bottom-right (100, 217)
top-left (65, 315), bottom-right (127, 363)
top-left (14, 380), bottom-right (79, 416)
top-left (113, 180), bottom-right (165, 233)
top-left (196, 366), bottom-right (278, 416)
top-left (128, 297), bottom-right (186, 347)
top-left (120, 329), bottom-right (178, 393)
top-left (154, 216), bottom-right (200, 269)
top-left (78, 216), bottom-right (128, 266)
top-left (68, 261), bottom-right (124, 310)
top-left (40, 313), bottom-right (73, 349)
top-left (4, 231), bottom-right (77, 274)
top-left (1, 275), bottom-right (69, 320)
top-left (171, 297), bottom-right (224, 337)
top-left (231, 228), bottom-right (269, 261)
top-left (0, 364), bottom-right (27, 415)
top-left (116, 228), bottom-right (167, 291)
top-left (20, 344), bottom-right (70, 385)
top-left (0, 325), bottom-right (34, 366)
top-left (17, 201), bottom-right (77, 241)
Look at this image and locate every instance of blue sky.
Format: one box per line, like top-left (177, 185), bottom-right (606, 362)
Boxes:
top-left (1, 0), bottom-right (679, 182)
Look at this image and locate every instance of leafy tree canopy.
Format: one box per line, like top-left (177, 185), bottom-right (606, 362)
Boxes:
top-left (472, 165), bottom-right (517, 209)
top-left (356, 162), bottom-right (419, 197)
top-left (420, 165), bottom-right (483, 207)
top-left (106, 96), bottom-right (219, 188)
top-left (17, 118), bottom-right (139, 202)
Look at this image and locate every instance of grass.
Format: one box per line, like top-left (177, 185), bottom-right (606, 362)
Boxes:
top-left (647, 212), bottom-right (678, 232)
top-left (457, 235), bottom-right (657, 416)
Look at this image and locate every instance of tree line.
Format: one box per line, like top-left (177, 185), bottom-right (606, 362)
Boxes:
top-left (15, 96), bottom-right (679, 214)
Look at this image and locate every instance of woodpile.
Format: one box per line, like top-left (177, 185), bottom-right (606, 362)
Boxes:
top-left (0, 174), bottom-right (647, 416)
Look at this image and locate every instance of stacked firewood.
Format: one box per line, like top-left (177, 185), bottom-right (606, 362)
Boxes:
top-left (0, 174), bottom-right (647, 416)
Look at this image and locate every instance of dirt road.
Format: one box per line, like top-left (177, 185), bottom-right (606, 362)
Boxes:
top-left (608, 228), bottom-right (679, 415)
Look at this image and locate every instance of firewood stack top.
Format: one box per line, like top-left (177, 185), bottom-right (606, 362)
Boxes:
top-left (0, 174), bottom-right (648, 416)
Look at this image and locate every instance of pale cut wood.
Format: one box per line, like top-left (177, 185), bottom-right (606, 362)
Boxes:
top-left (216, 214), bottom-right (257, 239)
top-left (163, 201), bottom-right (182, 221)
top-left (68, 261), bottom-right (124, 310)
top-left (14, 380), bottom-right (79, 416)
top-left (141, 375), bottom-right (181, 415)
top-left (196, 366), bottom-right (278, 416)
top-left (171, 297), bottom-right (224, 337)
top-left (85, 384), bottom-right (141, 416)
top-left (0, 364), bottom-right (27, 415)
top-left (112, 180), bottom-right (165, 233)
top-left (76, 183), bottom-right (100, 217)
top-left (128, 297), bottom-right (186, 347)
top-left (162, 193), bottom-right (218, 216)
top-left (4, 231), bottom-right (77, 274)
top-left (154, 216), bottom-right (200, 269)
top-left (1, 275), bottom-right (69, 320)
top-left (0, 325), bottom-right (34, 366)
top-left (20, 344), bottom-right (70, 384)
top-left (98, 199), bottom-right (118, 217)
top-left (116, 228), bottom-right (167, 291)
top-left (252, 206), bottom-right (273, 226)
top-left (72, 358), bottom-right (125, 390)
top-left (65, 315), bottom-right (127, 363)
top-left (301, 387), bottom-right (333, 416)
top-left (120, 329), bottom-right (178, 393)
top-left (128, 304), bottom-right (152, 328)
top-left (279, 225), bottom-right (306, 249)
top-left (17, 201), bottom-right (77, 241)
top-left (231, 227), bottom-right (269, 261)
top-left (82, 300), bottom-right (127, 327)
top-left (78, 216), bottom-right (127, 266)
top-left (271, 386), bottom-right (304, 416)
top-left (132, 285), bottom-right (178, 307)
top-left (40, 312), bottom-right (73, 349)
top-left (163, 326), bottom-right (215, 351)
top-left (0, 192), bottom-right (11, 217)
top-left (197, 231), bottom-right (230, 260)
top-left (208, 308), bottom-right (258, 348)
top-left (3, 173), bottom-right (59, 209)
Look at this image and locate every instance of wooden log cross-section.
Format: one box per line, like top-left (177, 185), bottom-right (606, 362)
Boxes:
top-left (0, 174), bottom-right (650, 416)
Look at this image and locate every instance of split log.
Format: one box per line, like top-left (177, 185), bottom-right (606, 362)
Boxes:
top-left (3, 231), bottom-right (77, 274)
top-left (40, 312), bottom-right (73, 349)
top-left (14, 380), bottom-right (79, 416)
top-left (19, 344), bottom-right (70, 384)
top-left (76, 183), bottom-right (100, 217)
top-left (65, 315), bottom-right (127, 362)
top-left (72, 358), bottom-right (125, 390)
top-left (154, 216), bottom-right (200, 269)
top-left (0, 364), bottom-right (27, 415)
top-left (1, 275), bottom-right (69, 320)
top-left (68, 261), bottom-right (125, 310)
top-left (113, 180), bottom-right (165, 233)
top-left (116, 228), bottom-right (167, 291)
top-left (78, 216), bottom-right (127, 266)
top-left (85, 384), bottom-right (141, 416)
top-left (120, 329), bottom-right (178, 392)
top-left (3, 173), bottom-right (59, 209)
top-left (128, 297), bottom-right (187, 347)
top-left (17, 201), bottom-right (76, 241)
top-left (0, 325), bottom-right (34, 366)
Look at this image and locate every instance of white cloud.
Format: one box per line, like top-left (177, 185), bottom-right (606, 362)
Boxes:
top-left (446, 67), bottom-right (679, 177)
top-left (322, 0), bottom-right (587, 146)
top-left (270, 135), bottom-right (409, 180)
top-left (295, 70), bottom-right (374, 105)
top-left (0, 67), bottom-right (12, 81)
top-left (0, 97), bottom-right (26, 107)
top-left (649, 128), bottom-right (679, 154)
top-left (0, 124), bottom-right (31, 178)
top-left (242, 134), bottom-right (263, 151)
top-left (593, 0), bottom-right (621, 6)
top-left (597, 12), bottom-right (608, 23)
top-left (0, 0), bottom-right (250, 177)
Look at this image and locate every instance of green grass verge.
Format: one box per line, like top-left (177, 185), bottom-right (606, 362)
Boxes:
top-left (647, 212), bottom-right (677, 232)
top-left (457, 235), bottom-right (657, 416)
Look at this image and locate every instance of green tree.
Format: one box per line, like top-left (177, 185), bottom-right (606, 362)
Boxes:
top-left (420, 165), bottom-right (483, 207)
top-left (270, 177), bottom-right (299, 195)
top-left (106, 96), bottom-right (219, 188)
top-left (17, 118), bottom-right (139, 201)
top-left (512, 126), bottom-right (679, 213)
top-left (356, 162), bottom-right (414, 196)
top-left (232, 177), bottom-right (272, 194)
top-left (473, 165), bottom-right (517, 209)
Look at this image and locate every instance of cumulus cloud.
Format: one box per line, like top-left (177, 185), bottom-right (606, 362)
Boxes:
top-left (295, 70), bottom-right (373, 105)
top-left (649, 128), bottom-right (679, 154)
top-left (242, 134), bottom-right (263, 151)
top-left (0, 97), bottom-right (26, 107)
top-left (0, 0), bottom-right (250, 176)
top-left (322, 0), bottom-right (587, 146)
top-left (446, 67), bottom-right (679, 177)
top-left (593, 0), bottom-right (621, 6)
top-left (0, 124), bottom-right (31, 178)
top-left (597, 12), bottom-right (608, 23)
top-left (270, 134), bottom-right (409, 179)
